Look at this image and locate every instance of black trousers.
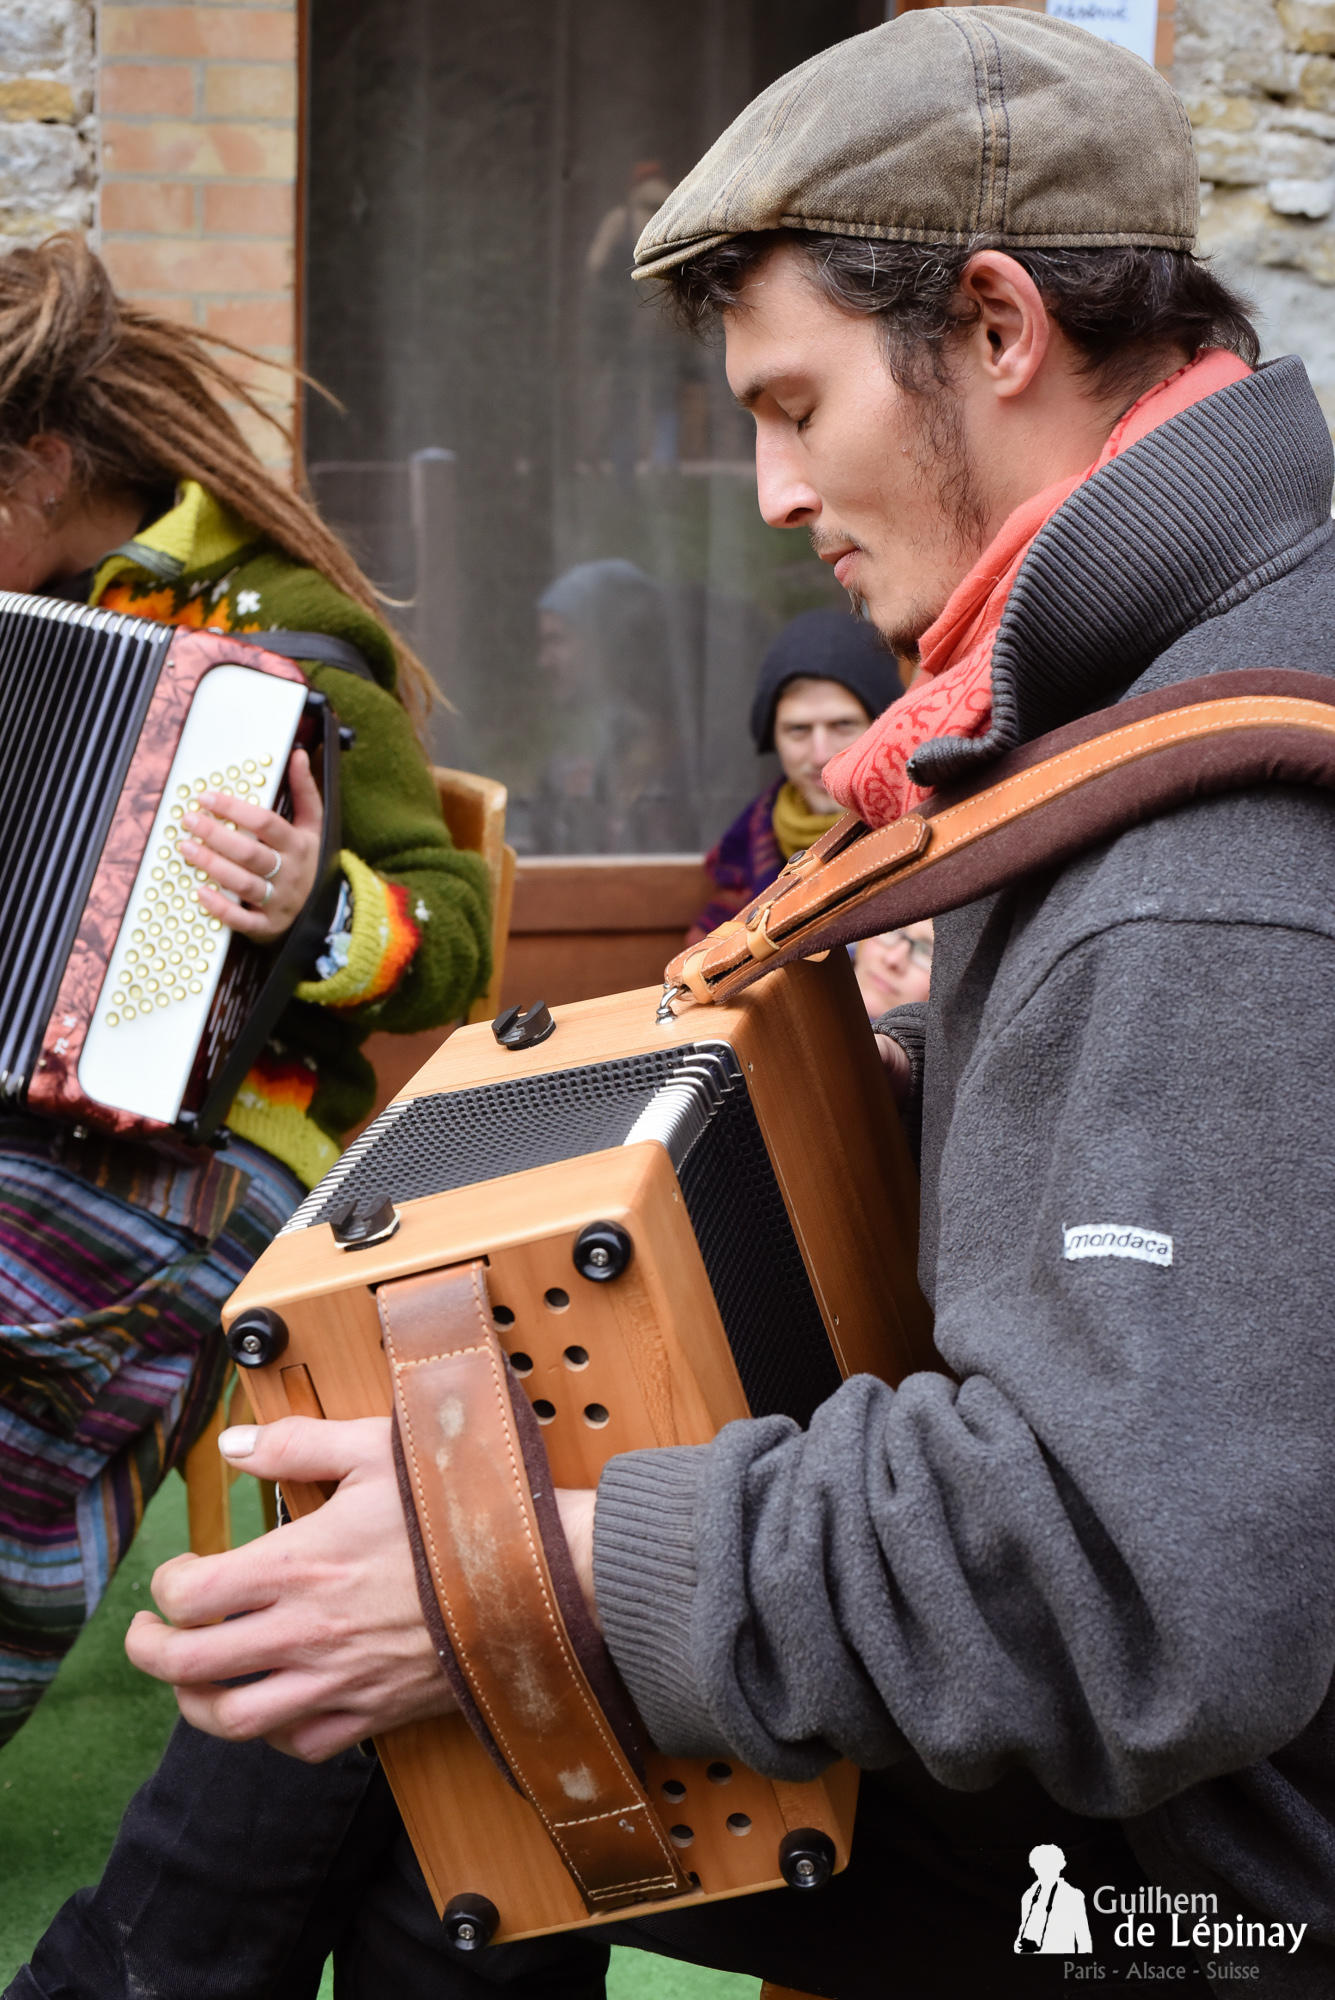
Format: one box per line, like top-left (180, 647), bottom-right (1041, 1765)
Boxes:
top-left (8, 1721), bottom-right (1151, 2000)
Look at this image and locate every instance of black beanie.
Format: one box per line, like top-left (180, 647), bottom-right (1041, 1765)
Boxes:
top-left (749, 608), bottom-right (902, 753)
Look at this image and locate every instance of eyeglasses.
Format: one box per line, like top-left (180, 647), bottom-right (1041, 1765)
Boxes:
top-left (875, 929), bottom-right (933, 969)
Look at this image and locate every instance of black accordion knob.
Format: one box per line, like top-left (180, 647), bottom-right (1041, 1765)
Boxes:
top-left (778, 1827), bottom-right (836, 1892)
top-left (492, 1000), bottom-right (555, 1051)
top-left (573, 1221), bottom-right (633, 1283)
top-left (441, 1892), bottom-right (499, 1953)
top-left (329, 1196), bottom-right (400, 1250)
top-left (226, 1308), bottom-right (289, 1371)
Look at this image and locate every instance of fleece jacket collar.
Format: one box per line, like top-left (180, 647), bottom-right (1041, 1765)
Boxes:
top-left (907, 355), bottom-right (1335, 793)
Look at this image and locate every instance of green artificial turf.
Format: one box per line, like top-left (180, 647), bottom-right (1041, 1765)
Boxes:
top-left (0, 1472), bottom-right (755, 1999)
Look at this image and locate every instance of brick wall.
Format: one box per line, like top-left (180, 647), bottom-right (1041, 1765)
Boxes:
top-left (0, 1), bottom-right (96, 251)
top-left (99, 1), bottom-right (300, 459)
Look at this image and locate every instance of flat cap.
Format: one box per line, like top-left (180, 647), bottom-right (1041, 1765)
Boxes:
top-left (633, 7), bottom-right (1197, 282)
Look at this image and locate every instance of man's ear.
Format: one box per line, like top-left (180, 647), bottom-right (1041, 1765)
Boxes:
top-left (956, 251), bottom-right (1052, 401)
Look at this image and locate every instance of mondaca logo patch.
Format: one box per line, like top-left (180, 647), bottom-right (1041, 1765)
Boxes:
top-left (1063, 1223), bottom-right (1172, 1267)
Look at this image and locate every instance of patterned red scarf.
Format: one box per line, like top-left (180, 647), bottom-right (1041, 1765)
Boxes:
top-left (821, 349), bottom-right (1252, 828)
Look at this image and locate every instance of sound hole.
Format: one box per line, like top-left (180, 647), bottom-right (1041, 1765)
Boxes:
top-left (563, 1345), bottom-right (589, 1369)
top-left (669, 1824), bottom-right (694, 1847)
top-left (706, 1762), bottom-right (733, 1785)
top-left (726, 1814), bottom-right (752, 1836)
top-left (532, 1399), bottom-right (556, 1424)
top-left (509, 1352), bottom-right (533, 1376)
top-left (583, 1403), bottom-right (610, 1428)
top-left (493, 1305), bottom-right (515, 1327)
top-left (661, 1779), bottom-right (686, 1801)
top-left (544, 1287), bottom-right (570, 1311)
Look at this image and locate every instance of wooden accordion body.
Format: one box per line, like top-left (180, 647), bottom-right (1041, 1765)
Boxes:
top-left (226, 948), bottom-right (935, 1941)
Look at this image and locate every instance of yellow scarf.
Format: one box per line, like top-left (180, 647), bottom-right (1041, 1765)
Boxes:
top-left (770, 781), bottom-right (840, 860)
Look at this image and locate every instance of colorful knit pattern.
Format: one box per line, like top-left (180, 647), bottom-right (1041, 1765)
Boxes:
top-left (0, 1124), bottom-right (301, 1745)
top-left (223, 1047), bottom-right (341, 1190)
top-left (97, 580), bottom-right (241, 630)
top-left (295, 850), bottom-right (421, 1012)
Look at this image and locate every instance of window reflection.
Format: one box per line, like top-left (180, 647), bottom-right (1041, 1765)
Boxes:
top-left (306, 0), bottom-right (882, 857)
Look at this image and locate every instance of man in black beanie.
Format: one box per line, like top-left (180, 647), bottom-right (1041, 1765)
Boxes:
top-left (688, 607), bottom-right (902, 941)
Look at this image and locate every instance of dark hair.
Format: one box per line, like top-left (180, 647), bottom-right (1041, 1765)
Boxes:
top-left (668, 231), bottom-right (1260, 407)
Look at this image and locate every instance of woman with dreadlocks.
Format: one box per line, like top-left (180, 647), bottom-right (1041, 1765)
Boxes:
top-left (0, 233), bottom-right (491, 1742)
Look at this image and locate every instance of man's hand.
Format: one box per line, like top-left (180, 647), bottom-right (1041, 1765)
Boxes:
top-left (126, 1416), bottom-right (452, 1763)
top-left (127, 1416), bottom-right (604, 1766)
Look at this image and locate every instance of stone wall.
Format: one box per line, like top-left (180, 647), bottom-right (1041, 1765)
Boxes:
top-left (0, 0), bottom-right (96, 253)
top-left (1178, 0), bottom-right (1335, 426)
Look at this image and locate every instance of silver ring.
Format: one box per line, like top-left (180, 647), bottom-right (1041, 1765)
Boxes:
top-left (261, 879), bottom-right (274, 906)
top-left (262, 850), bottom-right (283, 882)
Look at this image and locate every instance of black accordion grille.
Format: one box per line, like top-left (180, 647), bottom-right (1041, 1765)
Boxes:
top-left (294, 1046), bottom-right (841, 1428)
top-left (675, 1092), bottom-right (840, 1429)
top-left (0, 596), bottom-right (172, 1095)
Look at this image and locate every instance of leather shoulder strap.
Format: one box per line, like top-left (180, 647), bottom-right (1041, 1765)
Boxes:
top-left (378, 1262), bottom-right (692, 1916)
top-left (245, 628), bottom-right (378, 680)
top-left (664, 671), bottom-right (1335, 1009)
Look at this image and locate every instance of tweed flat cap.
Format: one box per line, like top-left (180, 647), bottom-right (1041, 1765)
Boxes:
top-left (633, 8), bottom-right (1197, 282)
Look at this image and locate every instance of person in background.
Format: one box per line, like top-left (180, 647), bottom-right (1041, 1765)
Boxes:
top-left (527, 558), bottom-right (694, 854)
top-left (853, 921), bottom-right (934, 1018)
top-left (687, 606), bottom-right (902, 941)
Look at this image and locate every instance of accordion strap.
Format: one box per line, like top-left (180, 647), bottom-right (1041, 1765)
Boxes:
top-left (378, 1262), bottom-right (692, 1915)
top-left (664, 670), bottom-right (1335, 1009)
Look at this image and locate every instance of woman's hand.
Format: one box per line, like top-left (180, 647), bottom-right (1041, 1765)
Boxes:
top-left (180, 746), bottom-right (323, 944)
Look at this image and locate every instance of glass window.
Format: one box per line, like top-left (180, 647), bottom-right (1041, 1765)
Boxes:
top-left (306, 0), bottom-right (884, 856)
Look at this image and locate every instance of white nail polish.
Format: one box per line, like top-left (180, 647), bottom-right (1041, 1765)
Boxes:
top-left (218, 1425), bottom-right (259, 1459)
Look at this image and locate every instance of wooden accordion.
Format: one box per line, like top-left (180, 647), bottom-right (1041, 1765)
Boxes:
top-left (224, 946), bottom-right (935, 1943)
top-left (0, 593), bottom-right (342, 1145)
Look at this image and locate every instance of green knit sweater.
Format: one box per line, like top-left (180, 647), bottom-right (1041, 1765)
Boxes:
top-left (90, 482), bottom-right (491, 1186)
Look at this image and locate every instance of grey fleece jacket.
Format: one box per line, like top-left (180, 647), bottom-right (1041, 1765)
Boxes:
top-left (592, 356), bottom-right (1335, 1990)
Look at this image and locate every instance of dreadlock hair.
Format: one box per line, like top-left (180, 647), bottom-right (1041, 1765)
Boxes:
top-left (0, 232), bottom-right (435, 733)
top-left (668, 230), bottom-right (1261, 412)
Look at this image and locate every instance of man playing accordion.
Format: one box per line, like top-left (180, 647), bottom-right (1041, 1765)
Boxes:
top-left (15, 11), bottom-right (1335, 1998)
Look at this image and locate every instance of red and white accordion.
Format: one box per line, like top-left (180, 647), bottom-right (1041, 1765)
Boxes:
top-left (0, 594), bottom-right (344, 1146)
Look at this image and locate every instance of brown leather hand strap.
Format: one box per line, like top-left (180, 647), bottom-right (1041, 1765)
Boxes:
top-left (378, 1262), bottom-right (692, 1915)
top-left (664, 672), bottom-right (1335, 1008)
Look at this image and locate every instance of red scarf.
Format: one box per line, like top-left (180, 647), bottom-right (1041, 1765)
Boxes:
top-left (821, 349), bottom-right (1252, 828)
